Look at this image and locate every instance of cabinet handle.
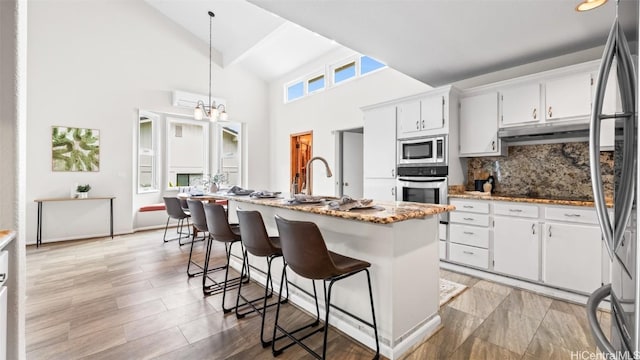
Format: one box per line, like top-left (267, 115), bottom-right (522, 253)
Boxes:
top-left (463, 217), bottom-right (474, 221)
top-left (416, 121), bottom-right (420, 130)
top-left (548, 226), bottom-right (552, 237)
top-left (462, 205), bottom-right (474, 209)
top-left (0, 273), bottom-right (5, 282)
top-left (463, 231), bottom-right (475, 235)
top-left (509, 209), bottom-right (523, 213)
top-left (421, 120), bottom-right (425, 129)
top-left (391, 187), bottom-right (395, 196)
top-left (491, 141), bottom-right (496, 151)
top-left (391, 168), bottom-right (395, 177)
top-left (463, 251), bottom-right (475, 255)
top-left (548, 106), bottom-right (553, 118)
top-left (564, 213), bottom-right (581, 217)
top-left (532, 108), bottom-right (537, 119)
top-left (532, 223), bottom-right (536, 235)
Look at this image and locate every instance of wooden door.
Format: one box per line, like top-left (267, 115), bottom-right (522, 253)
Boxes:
top-left (290, 131), bottom-right (313, 193)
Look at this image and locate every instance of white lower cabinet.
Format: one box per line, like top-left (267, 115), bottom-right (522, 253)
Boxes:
top-left (450, 243), bottom-right (489, 269)
top-left (543, 222), bottom-right (602, 294)
top-left (493, 216), bottom-right (540, 281)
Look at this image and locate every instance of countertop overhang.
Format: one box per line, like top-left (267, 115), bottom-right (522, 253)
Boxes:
top-left (193, 194), bottom-right (455, 224)
top-left (0, 230), bottom-right (16, 250)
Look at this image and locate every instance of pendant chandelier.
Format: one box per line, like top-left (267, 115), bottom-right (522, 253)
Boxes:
top-left (194, 11), bottom-right (228, 122)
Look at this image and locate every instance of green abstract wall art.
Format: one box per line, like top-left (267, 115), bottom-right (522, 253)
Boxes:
top-left (52, 126), bottom-right (100, 172)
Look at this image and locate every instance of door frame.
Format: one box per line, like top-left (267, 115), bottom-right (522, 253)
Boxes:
top-left (290, 131), bottom-right (313, 192)
top-left (334, 127), bottom-right (364, 197)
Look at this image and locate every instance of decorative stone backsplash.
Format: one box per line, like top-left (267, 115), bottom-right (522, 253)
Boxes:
top-left (466, 142), bottom-right (614, 201)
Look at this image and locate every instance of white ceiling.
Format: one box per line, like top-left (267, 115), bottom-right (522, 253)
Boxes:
top-left (146, 0), bottom-right (635, 86)
top-left (144, 0), bottom-right (340, 81)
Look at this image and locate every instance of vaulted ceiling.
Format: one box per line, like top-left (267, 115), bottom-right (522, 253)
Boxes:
top-left (146, 0), bottom-right (635, 86)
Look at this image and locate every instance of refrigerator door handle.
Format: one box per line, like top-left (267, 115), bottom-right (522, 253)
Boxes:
top-left (587, 284), bottom-right (617, 355)
top-left (612, 21), bottom-right (637, 253)
top-left (590, 19), bottom-right (617, 258)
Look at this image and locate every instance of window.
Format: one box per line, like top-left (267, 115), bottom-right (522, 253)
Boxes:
top-left (361, 56), bottom-right (386, 75)
top-left (333, 61), bottom-right (356, 84)
top-left (283, 54), bottom-right (386, 103)
top-left (307, 74), bottom-right (325, 93)
top-left (166, 117), bottom-right (209, 189)
top-left (137, 110), bottom-right (159, 193)
top-left (286, 81), bottom-right (304, 102)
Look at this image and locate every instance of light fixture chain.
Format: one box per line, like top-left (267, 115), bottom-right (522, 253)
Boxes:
top-left (208, 11), bottom-right (213, 116)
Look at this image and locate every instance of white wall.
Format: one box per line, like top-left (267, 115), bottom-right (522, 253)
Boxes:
top-left (269, 48), bottom-right (431, 195)
top-left (1, 0), bottom-right (27, 358)
top-left (26, 0), bottom-right (269, 243)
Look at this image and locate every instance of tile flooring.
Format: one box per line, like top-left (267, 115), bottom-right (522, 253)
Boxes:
top-left (26, 229), bottom-right (611, 359)
top-left (407, 269), bottom-right (611, 360)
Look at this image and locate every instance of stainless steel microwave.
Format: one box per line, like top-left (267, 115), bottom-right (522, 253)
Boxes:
top-left (397, 135), bottom-right (446, 166)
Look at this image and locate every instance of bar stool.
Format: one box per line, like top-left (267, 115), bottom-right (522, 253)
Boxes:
top-left (203, 202), bottom-right (248, 312)
top-left (273, 215), bottom-right (380, 360)
top-left (236, 209), bottom-right (290, 347)
top-left (162, 197), bottom-right (191, 245)
top-left (185, 199), bottom-right (218, 277)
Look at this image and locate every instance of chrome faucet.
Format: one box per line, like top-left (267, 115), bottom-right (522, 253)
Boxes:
top-left (305, 156), bottom-right (333, 196)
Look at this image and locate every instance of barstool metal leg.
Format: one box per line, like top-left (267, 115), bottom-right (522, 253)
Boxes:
top-left (365, 269), bottom-right (380, 360)
top-left (272, 265), bottom-right (323, 357)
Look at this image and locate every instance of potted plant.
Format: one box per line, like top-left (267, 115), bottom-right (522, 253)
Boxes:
top-left (76, 184), bottom-right (91, 199)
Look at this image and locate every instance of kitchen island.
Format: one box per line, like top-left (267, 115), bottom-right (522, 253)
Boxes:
top-left (204, 194), bottom-right (454, 360)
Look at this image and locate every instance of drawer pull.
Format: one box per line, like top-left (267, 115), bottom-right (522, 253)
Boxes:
top-left (0, 273), bottom-right (5, 282)
top-left (463, 217), bottom-right (475, 221)
top-left (509, 209), bottom-right (523, 213)
top-left (462, 251), bottom-right (475, 255)
top-left (564, 213), bottom-right (581, 218)
top-left (463, 205), bottom-right (474, 209)
top-left (463, 231), bottom-right (475, 235)
top-left (532, 223), bottom-right (536, 235)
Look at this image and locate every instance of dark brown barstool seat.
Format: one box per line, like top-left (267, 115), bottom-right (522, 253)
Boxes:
top-left (273, 215), bottom-right (380, 360)
top-left (235, 209), bottom-right (290, 347)
top-left (203, 202), bottom-right (247, 313)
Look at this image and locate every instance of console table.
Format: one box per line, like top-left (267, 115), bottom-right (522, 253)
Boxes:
top-left (33, 196), bottom-right (115, 247)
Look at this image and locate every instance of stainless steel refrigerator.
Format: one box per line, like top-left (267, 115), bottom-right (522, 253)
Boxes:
top-left (588, 0), bottom-right (639, 358)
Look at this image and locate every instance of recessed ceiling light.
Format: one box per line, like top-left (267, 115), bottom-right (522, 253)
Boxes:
top-left (576, 0), bottom-right (608, 12)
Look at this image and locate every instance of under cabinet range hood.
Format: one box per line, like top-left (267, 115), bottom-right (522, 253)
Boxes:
top-left (497, 122), bottom-right (592, 142)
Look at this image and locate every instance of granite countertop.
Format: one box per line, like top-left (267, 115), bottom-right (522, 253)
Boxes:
top-left (448, 191), bottom-right (614, 208)
top-left (0, 230), bottom-right (16, 250)
top-left (196, 194), bottom-right (455, 224)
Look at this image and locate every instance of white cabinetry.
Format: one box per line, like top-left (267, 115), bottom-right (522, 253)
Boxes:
top-left (363, 105), bottom-right (397, 201)
top-left (493, 203), bottom-right (540, 281)
top-left (421, 95), bottom-right (445, 131)
top-left (396, 101), bottom-right (421, 137)
top-left (542, 206), bottom-right (603, 294)
top-left (544, 72), bottom-right (592, 121)
top-left (449, 199), bottom-right (490, 269)
top-left (363, 106), bottom-right (396, 179)
top-left (363, 178), bottom-right (397, 201)
top-left (397, 87), bottom-right (453, 138)
top-left (459, 92), bottom-right (503, 157)
top-left (500, 83), bottom-right (541, 126)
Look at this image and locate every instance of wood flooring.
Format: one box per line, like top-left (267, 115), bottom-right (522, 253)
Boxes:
top-left (26, 229), bottom-right (611, 359)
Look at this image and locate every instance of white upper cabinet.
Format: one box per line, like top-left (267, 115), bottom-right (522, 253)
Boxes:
top-left (459, 92), bottom-right (503, 157)
top-left (363, 105), bottom-right (397, 179)
top-left (500, 83), bottom-right (541, 127)
top-left (421, 95), bottom-right (445, 131)
top-left (544, 72), bottom-right (592, 121)
top-left (397, 91), bottom-right (448, 138)
top-left (396, 101), bottom-right (421, 136)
